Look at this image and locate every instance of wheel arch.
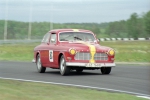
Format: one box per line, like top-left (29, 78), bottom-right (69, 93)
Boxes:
top-left (58, 52), bottom-right (66, 68)
top-left (35, 51), bottom-right (40, 63)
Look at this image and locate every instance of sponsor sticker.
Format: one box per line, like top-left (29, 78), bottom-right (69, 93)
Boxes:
top-left (49, 50), bottom-right (53, 62)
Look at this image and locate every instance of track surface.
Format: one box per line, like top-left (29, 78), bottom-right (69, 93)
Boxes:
top-left (0, 61), bottom-right (150, 95)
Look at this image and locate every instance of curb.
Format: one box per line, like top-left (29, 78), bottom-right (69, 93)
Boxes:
top-left (116, 62), bottom-right (150, 65)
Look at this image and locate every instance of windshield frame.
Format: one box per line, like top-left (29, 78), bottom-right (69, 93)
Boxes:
top-left (58, 31), bottom-right (96, 43)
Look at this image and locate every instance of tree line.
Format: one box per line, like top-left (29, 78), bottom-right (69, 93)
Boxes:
top-left (0, 11), bottom-right (149, 39)
top-left (105, 11), bottom-right (150, 38)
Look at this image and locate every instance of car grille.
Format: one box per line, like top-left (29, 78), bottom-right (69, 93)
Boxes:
top-left (74, 52), bottom-right (108, 61)
top-left (94, 53), bottom-right (108, 61)
top-left (75, 52), bottom-right (90, 60)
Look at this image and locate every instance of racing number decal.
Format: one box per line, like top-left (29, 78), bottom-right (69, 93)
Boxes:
top-left (49, 50), bottom-right (53, 62)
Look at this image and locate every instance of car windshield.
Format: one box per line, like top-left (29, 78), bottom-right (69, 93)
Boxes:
top-left (59, 32), bottom-right (96, 42)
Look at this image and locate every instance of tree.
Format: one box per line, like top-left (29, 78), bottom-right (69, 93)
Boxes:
top-left (127, 13), bottom-right (139, 38)
top-left (144, 11), bottom-right (150, 36)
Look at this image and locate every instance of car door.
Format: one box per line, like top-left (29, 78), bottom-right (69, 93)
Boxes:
top-left (40, 33), bottom-right (51, 66)
top-left (45, 33), bottom-right (58, 68)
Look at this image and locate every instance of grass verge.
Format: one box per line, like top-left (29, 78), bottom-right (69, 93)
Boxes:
top-left (0, 43), bottom-right (37, 61)
top-left (0, 79), bottom-right (147, 100)
top-left (0, 41), bottom-right (149, 62)
top-left (101, 41), bottom-right (150, 62)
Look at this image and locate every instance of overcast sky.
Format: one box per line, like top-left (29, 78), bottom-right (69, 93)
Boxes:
top-left (0, 0), bottom-right (149, 23)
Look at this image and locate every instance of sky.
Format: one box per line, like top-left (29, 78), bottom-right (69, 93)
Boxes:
top-left (0, 0), bottom-right (150, 23)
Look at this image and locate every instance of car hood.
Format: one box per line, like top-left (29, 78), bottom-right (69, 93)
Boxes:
top-left (59, 42), bottom-right (111, 52)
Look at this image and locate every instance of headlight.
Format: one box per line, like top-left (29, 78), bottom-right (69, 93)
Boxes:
top-left (69, 48), bottom-right (76, 55)
top-left (108, 49), bottom-right (115, 56)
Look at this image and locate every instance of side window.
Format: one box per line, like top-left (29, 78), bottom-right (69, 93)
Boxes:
top-left (41, 33), bottom-right (50, 43)
top-left (50, 33), bottom-right (57, 44)
top-left (45, 33), bottom-right (50, 43)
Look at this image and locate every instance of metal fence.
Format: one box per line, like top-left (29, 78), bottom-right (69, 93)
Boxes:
top-left (99, 38), bottom-right (150, 41)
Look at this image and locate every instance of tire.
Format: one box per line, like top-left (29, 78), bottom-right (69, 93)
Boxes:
top-left (60, 55), bottom-right (70, 76)
top-left (76, 69), bottom-right (83, 73)
top-left (101, 67), bottom-right (111, 74)
top-left (36, 54), bottom-right (46, 73)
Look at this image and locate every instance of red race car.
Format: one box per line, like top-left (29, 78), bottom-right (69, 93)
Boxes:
top-left (32, 29), bottom-right (115, 76)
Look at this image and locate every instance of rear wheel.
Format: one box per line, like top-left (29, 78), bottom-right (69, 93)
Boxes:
top-left (36, 54), bottom-right (46, 73)
top-left (101, 67), bottom-right (111, 74)
top-left (60, 55), bottom-right (70, 76)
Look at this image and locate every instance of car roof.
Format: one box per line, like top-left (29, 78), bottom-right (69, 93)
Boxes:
top-left (49, 29), bottom-right (93, 33)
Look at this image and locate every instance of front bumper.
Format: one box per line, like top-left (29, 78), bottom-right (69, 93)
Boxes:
top-left (66, 62), bottom-right (116, 68)
top-left (32, 58), bottom-right (115, 67)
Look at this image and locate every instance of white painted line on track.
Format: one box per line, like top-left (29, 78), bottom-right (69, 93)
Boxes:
top-left (137, 96), bottom-right (150, 99)
top-left (0, 77), bottom-right (150, 98)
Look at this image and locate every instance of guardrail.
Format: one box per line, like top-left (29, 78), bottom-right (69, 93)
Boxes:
top-left (99, 38), bottom-right (150, 41)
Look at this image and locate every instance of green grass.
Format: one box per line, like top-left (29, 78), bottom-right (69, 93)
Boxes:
top-left (0, 79), bottom-right (147, 100)
top-left (0, 41), bottom-right (149, 62)
top-left (100, 41), bottom-right (150, 62)
top-left (0, 43), bottom-right (38, 61)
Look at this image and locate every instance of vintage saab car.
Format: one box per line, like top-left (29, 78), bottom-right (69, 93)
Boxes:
top-left (32, 29), bottom-right (115, 76)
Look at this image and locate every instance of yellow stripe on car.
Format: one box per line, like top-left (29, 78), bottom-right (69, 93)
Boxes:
top-left (87, 44), bottom-right (96, 63)
top-left (78, 41), bottom-right (96, 63)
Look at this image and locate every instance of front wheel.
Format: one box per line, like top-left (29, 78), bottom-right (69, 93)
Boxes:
top-left (60, 55), bottom-right (70, 76)
top-left (36, 54), bottom-right (46, 73)
top-left (101, 67), bottom-right (111, 74)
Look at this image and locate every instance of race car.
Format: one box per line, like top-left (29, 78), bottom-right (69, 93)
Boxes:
top-left (32, 29), bottom-right (115, 76)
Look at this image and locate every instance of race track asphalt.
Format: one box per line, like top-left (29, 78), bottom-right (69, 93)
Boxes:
top-left (0, 61), bottom-right (150, 96)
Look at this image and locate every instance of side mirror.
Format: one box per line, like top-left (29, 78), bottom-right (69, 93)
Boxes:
top-left (97, 39), bottom-right (100, 44)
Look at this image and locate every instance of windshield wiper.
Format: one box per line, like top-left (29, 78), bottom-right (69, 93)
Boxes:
top-left (74, 36), bottom-right (82, 40)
